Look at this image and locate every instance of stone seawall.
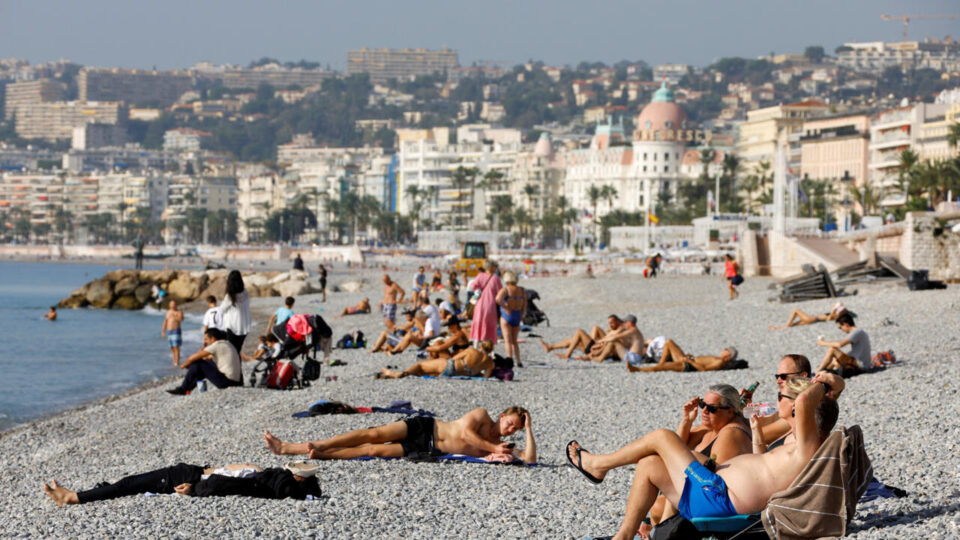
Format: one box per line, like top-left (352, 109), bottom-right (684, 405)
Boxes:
top-left (58, 269), bottom-right (317, 310)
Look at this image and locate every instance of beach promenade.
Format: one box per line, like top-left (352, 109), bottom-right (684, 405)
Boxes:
top-left (3, 272), bottom-right (959, 538)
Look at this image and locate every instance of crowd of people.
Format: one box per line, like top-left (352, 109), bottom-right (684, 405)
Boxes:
top-left (42, 254), bottom-right (887, 540)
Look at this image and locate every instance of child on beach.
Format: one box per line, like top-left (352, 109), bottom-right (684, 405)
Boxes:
top-left (161, 300), bottom-right (184, 366)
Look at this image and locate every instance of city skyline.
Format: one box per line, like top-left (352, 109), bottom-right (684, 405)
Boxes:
top-left (2, 0), bottom-right (959, 70)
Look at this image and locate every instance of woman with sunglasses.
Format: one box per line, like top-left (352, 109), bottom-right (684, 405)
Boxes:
top-left (566, 385), bottom-right (751, 536)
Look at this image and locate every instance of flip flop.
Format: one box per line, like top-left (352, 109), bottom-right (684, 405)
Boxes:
top-left (565, 440), bottom-right (603, 484)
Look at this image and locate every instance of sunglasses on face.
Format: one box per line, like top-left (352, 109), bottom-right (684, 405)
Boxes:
top-left (698, 399), bottom-right (732, 414)
top-left (775, 371), bottom-right (801, 381)
top-left (777, 392), bottom-right (796, 401)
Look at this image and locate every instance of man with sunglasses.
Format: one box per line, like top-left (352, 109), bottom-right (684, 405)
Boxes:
top-left (752, 354), bottom-right (842, 451)
top-left (567, 373), bottom-right (843, 540)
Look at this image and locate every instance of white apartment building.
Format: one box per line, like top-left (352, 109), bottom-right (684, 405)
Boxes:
top-left (398, 128), bottom-right (522, 230)
top-left (837, 41), bottom-right (960, 75)
top-left (868, 102), bottom-right (948, 205)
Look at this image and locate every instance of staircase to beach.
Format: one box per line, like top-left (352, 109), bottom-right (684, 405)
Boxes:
top-left (792, 237), bottom-right (860, 269)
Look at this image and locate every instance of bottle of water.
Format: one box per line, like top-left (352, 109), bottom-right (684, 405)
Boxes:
top-left (197, 380), bottom-right (207, 392)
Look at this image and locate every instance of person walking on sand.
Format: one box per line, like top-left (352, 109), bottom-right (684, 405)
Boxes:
top-left (45, 306), bottom-right (57, 321)
top-left (317, 264), bottom-right (328, 303)
top-left (468, 260), bottom-right (503, 346)
top-left (161, 300), bottom-right (185, 366)
top-left (379, 274), bottom-right (405, 332)
top-left (724, 253), bottom-right (741, 300)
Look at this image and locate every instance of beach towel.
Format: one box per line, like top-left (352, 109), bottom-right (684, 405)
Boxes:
top-left (292, 399), bottom-right (436, 418)
top-left (762, 424), bottom-right (872, 539)
top-left (349, 454), bottom-right (538, 466)
top-left (412, 375), bottom-right (503, 382)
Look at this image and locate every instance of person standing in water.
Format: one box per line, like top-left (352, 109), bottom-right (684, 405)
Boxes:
top-left (162, 300), bottom-right (185, 366)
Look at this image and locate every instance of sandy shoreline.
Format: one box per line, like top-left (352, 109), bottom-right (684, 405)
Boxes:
top-left (4, 271), bottom-right (959, 538)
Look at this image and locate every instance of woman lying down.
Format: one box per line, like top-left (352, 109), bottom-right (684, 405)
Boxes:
top-left (43, 462), bottom-right (321, 506)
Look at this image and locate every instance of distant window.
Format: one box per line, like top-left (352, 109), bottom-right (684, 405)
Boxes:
top-left (645, 121), bottom-right (652, 129)
top-left (664, 153), bottom-right (669, 160)
top-left (643, 165), bottom-right (647, 172)
top-left (643, 153), bottom-right (648, 160)
top-left (665, 121), bottom-right (672, 129)
top-left (665, 165), bottom-right (669, 172)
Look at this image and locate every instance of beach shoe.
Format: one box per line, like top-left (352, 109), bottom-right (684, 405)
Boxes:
top-left (166, 388), bottom-right (187, 396)
top-left (565, 440), bottom-right (603, 484)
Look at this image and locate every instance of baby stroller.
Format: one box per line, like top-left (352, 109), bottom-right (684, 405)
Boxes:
top-left (522, 289), bottom-right (549, 327)
top-left (250, 314), bottom-right (331, 389)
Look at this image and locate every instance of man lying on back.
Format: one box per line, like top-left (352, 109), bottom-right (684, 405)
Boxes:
top-left (265, 406), bottom-right (537, 464)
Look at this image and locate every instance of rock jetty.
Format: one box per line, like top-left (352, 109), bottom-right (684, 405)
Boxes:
top-left (58, 268), bottom-right (317, 310)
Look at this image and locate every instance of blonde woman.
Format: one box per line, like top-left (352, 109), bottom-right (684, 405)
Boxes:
top-left (496, 271), bottom-right (526, 367)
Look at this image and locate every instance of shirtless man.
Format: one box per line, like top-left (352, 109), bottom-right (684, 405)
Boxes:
top-left (161, 300), bottom-right (185, 366)
top-left (540, 315), bottom-right (621, 359)
top-left (566, 373), bottom-right (841, 540)
top-left (379, 274), bottom-right (405, 332)
top-left (384, 310), bottom-right (440, 355)
top-left (576, 314), bottom-right (642, 363)
top-left (264, 405), bottom-right (536, 464)
top-left (335, 298), bottom-right (371, 318)
top-left (425, 317), bottom-right (469, 359)
top-left (628, 340), bottom-right (737, 373)
top-left (377, 340), bottom-right (494, 379)
top-left (45, 306), bottom-right (57, 321)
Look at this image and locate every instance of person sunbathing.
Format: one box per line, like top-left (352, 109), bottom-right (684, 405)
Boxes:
top-left (43, 462), bottom-right (320, 506)
top-left (540, 314), bottom-right (621, 359)
top-left (264, 405), bottom-right (536, 464)
top-left (628, 340), bottom-right (737, 373)
top-left (575, 315), bottom-right (642, 363)
top-left (377, 340), bottom-right (494, 379)
top-left (334, 298), bottom-right (371, 318)
top-left (425, 317), bottom-right (470, 359)
top-left (566, 375), bottom-right (840, 540)
top-left (768, 302), bottom-right (849, 330)
top-left (640, 385), bottom-right (752, 536)
top-left (370, 309), bottom-right (416, 353)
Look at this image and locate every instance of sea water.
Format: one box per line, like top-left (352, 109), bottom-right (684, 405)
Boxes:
top-left (0, 261), bottom-right (203, 431)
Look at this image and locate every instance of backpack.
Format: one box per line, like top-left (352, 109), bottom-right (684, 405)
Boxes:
top-left (266, 360), bottom-right (297, 390)
top-left (301, 357), bottom-right (321, 381)
top-left (336, 334), bottom-right (355, 349)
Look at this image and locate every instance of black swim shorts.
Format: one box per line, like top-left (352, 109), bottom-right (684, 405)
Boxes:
top-left (401, 416), bottom-right (437, 456)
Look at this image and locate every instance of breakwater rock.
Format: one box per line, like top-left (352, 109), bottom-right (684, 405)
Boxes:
top-left (58, 269), bottom-right (316, 310)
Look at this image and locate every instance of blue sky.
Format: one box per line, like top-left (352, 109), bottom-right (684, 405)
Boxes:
top-left (2, 0), bottom-right (958, 69)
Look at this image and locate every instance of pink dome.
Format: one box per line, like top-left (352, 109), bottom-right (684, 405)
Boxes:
top-left (636, 101), bottom-right (687, 133)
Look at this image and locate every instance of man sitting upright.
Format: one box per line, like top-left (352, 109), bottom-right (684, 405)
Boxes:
top-left (566, 374), bottom-right (840, 540)
top-left (166, 328), bottom-right (242, 395)
top-left (264, 406), bottom-right (537, 464)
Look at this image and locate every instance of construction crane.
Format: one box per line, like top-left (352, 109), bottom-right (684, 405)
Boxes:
top-left (880, 13), bottom-right (960, 42)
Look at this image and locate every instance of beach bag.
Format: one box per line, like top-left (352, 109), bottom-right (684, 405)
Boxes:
top-left (286, 314), bottom-right (312, 342)
top-left (302, 357), bottom-right (321, 381)
top-left (649, 514), bottom-right (698, 540)
top-left (266, 360), bottom-right (297, 389)
top-left (731, 274), bottom-right (744, 286)
top-left (336, 334), bottom-right (355, 349)
top-left (872, 350), bottom-right (896, 368)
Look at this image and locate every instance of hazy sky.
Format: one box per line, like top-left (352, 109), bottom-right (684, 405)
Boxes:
top-left (2, 0), bottom-right (958, 70)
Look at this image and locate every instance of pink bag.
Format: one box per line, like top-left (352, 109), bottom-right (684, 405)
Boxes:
top-left (286, 314), bottom-right (311, 342)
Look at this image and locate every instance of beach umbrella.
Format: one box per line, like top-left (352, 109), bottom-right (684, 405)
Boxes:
top-left (523, 259), bottom-right (536, 264)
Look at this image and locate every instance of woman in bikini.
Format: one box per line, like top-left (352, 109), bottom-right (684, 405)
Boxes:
top-left (768, 302), bottom-right (850, 330)
top-left (496, 271), bottom-right (526, 368)
top-left (376, 340), bottom-right (494, 379)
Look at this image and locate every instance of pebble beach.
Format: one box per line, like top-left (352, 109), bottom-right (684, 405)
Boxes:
top-left (2, 270), bottom-right (959, 538)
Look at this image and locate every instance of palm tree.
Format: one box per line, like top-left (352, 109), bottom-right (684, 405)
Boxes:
top-left (488, 195), bottom-right (514, 232)
top-left (586, 185), bottom-right (603, 239)
top-left (523, 184), bottom-right (538, 215)
top-left (116, 202), bottom-right (128, 241)
top-left (699, 148), bottom-right (716, 213)
top-left (850, 183), bottom-right (880, 216)
top-left (404, 185), bottom-right (426, 235)
top-left (721, 153), bottom-right (741, 212)
top-left (896, 148), bottom-right (920, 201)
top-left (53, 208), bottom-right (73, 243)
top-left (450, 166), bottom-right (478, 229)
top-left (947, 122), bottom-right (960, 152)
top-left (601, 184), bottom-right (618, 211)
